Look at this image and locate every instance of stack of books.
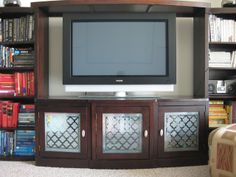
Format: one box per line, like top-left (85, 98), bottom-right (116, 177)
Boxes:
top-left (13, 48), bottom-right (34, 67)
top-left (0, 46), bottom-right (34, 68)
top-left (209, 100), bottom-right (228, 128)
top-left (209, 14), bottom-right (236, 42)
top-left (18, 104), bottom-right (35, 127)
top-left (0, 101), bottom-right (19, 128)
top-left (0, 74), bottom-right (15, 96)
top-left (14, 130), bottom-right (35, 156)
top-left (0, 15), bottom-right (34, 42)
top-left (209, 51), bottom-right (236, 68)
top-left (14, 72), bottom-right (34, 96)
top-left (0, 130), bottom-right (14, 156)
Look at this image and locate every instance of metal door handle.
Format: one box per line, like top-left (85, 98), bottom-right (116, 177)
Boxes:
top-left (82, 130), bottom-right (86, 138)
top-left (160, 129), bottom-right (164, 136)
top-left (144, 130), bottom-right (148, 138)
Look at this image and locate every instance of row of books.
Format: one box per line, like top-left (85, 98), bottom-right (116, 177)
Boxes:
top-left (209, 15), bottom-right (236, 42)
top-left (0, 15), bottom-right (34, 43)
top-left (0, 130), bottom-right (35, 156)
top-left (0, 102), bottom-right (35, 128)
top-left (0, 46), bottom-right (34, 68)
top-left (209, 51), bottom-right (236, 68)
top-left (0, 72), bottom-right (34, 96)
top-left (209, 100), bottom-right (236, 128)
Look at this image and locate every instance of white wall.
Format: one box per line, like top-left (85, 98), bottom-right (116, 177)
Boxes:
top-left (0, 0), bottom-right (222, 96)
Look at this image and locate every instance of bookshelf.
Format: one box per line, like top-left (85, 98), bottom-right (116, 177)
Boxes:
top-left (0, 7), bottom-right (35, 160)
top-left (208, 8), bottom-right (236, 129)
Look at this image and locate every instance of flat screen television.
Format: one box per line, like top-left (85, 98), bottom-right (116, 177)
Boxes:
top-left (63, 13), bottom-right (176, 92)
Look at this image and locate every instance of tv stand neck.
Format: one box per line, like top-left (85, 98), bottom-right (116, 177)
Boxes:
top-left (114, 91), bottom-right (127, 97)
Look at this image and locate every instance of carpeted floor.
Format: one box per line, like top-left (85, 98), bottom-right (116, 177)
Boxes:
top-left (0, 161), bottom-right (210, 177)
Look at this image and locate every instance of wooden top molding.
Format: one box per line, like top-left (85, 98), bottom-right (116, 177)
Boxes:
top-left (31, 0), bottom-right (210, 8)
top-left (210, 7), bottom-right (236, 14)
top-left (31, 0), bottom-right (210, 17)
top-left (0, 7), bottom-right (34, 14)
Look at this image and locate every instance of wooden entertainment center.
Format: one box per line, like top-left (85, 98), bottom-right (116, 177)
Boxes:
top-left (32, 0), bottom-right (210, 168)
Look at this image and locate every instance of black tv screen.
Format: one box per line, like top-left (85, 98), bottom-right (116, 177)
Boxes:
top-left (63, 13), bottom-right (176, 85)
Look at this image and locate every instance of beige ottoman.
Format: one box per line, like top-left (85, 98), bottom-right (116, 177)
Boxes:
top-left (209, 124), bottom-right (236, 177)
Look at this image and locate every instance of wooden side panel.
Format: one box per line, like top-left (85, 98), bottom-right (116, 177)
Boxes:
top-left (193, 9), bottom-right (209, 98)
top-left (35, 8), bottom-right (49, 98)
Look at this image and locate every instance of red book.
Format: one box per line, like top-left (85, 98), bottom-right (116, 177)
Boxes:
top-left (2, 101), bottom-right (11, 128)
top-left (0, 85), bottom-right (15, 90)
top-left (12, 103), bottom-right (20, 128)
top-left (22, 72), bottom-right (27, 96)
top-left (0, 90), bottom-right (15, 96)
top-left (0, 102), bottom-right (3, 128)
top-left (30, 72), bottom-right (35, 96)
top-left (7, 103), bottom-right (13, 128)
top-left (15, 72), bottom-right (22, 96)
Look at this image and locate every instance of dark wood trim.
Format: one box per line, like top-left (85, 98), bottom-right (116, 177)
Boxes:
top-left (0, 67), bottom-right (34, 72)
top-left (209, 42), bottom-right (236, 45)
top-left (31, 0), bottom-right (210, 8)
top-left (0, 41), bottom-right (34, 46)
top-left (210, 7), bottom-right (236, 14)
top-left (31, 0), bottom-right (209, 17)
top-left (0, 96), bottom-right (35, 101)
top-left (35, 9), bottom-right (49, 98)
top-left (0, 126), bottom-right (35, 131)
top-left (209, 94), bottom-right (236, 100)
top-left (0, 156), bottom-right (34, 161)
top-left (209, 67), bottom-right (236, 71)
top-left (0, 7), bottom-right (34, 14)
top-left (193, 9), bottom-right (208, 98)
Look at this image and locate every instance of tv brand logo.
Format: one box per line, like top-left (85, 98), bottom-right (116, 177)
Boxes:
top-left (115, 80), bottom-right (123, 83)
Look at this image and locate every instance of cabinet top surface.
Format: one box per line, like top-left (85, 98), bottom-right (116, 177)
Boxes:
top-left (37, 96), bottom-right (208, 102)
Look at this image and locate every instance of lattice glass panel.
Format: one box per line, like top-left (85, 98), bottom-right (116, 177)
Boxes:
top-left (44, 113), bottom-right (81, 152)
top-left (103, 113), bottom-right (143, 153)
top-left (164, 112), bottom-right (199, 152)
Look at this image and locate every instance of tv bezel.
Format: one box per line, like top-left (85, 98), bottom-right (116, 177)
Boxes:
top-left (63, 13), bottom-right (176, 85)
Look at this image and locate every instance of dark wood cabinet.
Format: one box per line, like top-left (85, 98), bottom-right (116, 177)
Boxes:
top-left (36, 99), bottom-right (90, 167)
top-left (31, 0), bottom-right (210, 169)
top-left (34, 98), bottom-right (208, 168)
top-left (93, 102), bottom-right (150, 160)
top-left (155, 100), bottom-right (208, 166)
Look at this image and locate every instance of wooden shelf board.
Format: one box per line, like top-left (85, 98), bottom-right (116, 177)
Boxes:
top-left (0, 67), bottom-right (34, 72)
top-left (209, 94), bottom-right (236, 99)
top-left (209, 67), bottom-right (236, 71)
top-left (0, 156), bottom-right (34, 161)
top-left (0, 126), bottom-right (35, 131)
top-left (0, 41), bottom-right (34, 46)
top-left (209, 42), bottom-right (236, 45)
top-left (0, 7), bottom-right (34, 14)
top-left (0, 96), bottom-right (35, 100)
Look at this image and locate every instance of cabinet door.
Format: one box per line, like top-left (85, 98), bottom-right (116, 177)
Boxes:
top-left (38, 107), bottom-right (88, 159)
top-left (95, 106), bottom-right (149, 160)
top-left (157, 106), bottom-right (206, 158)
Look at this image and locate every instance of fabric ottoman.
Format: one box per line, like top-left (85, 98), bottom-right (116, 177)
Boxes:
top-left (209, 124), bottom-right (236, 177)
